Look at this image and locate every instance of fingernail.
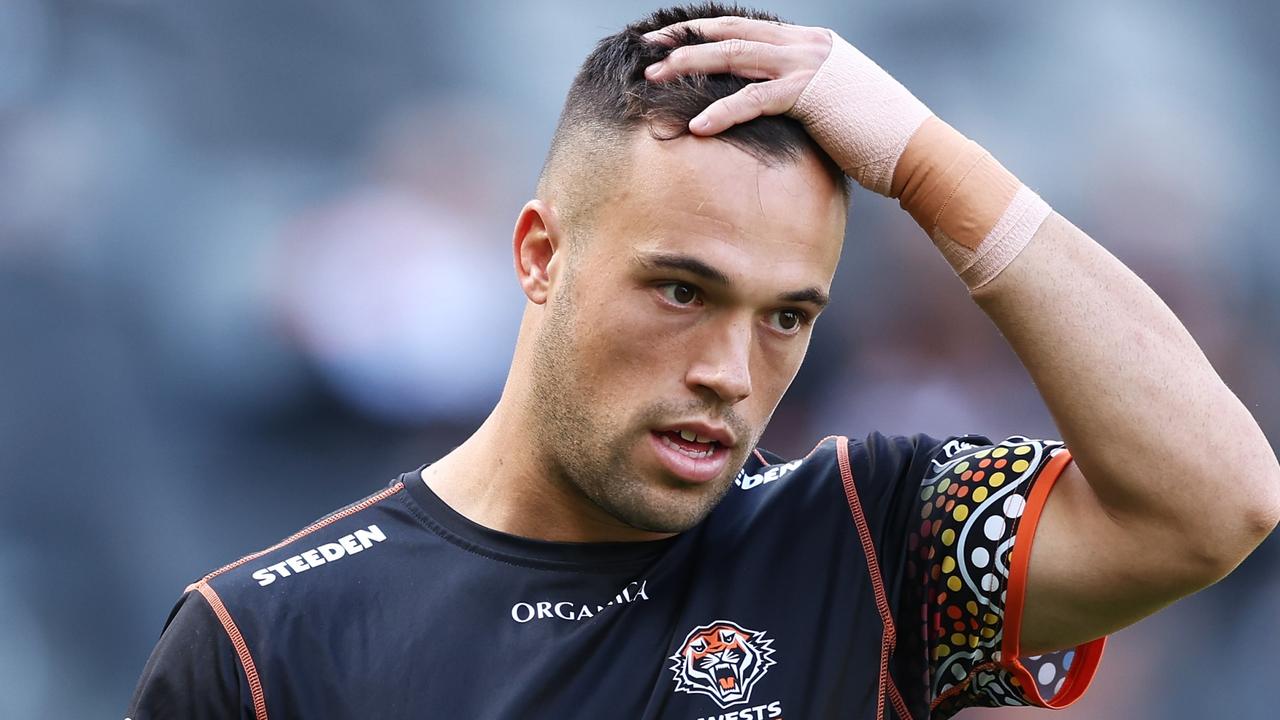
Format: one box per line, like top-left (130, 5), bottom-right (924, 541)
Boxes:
top-left (645, 62), bottom-right (662, 78)
top-left (692, 116), bottom-right (711, 132)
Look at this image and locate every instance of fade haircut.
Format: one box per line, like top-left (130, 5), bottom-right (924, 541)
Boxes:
top-left (537, 2), bottom-right (851, 241)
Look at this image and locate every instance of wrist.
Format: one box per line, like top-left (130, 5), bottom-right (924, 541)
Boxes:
top-left (891, 117), bottom-right (1051, 290)
top-left (791, 31), bottom-right (931, 196)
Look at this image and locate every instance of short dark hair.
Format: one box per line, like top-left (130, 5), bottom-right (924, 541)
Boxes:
top-left (538, 2), bottom-right (850, 234)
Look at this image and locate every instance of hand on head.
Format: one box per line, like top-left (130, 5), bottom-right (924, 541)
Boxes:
top-left (643, 14), bottom-right (1046, 292)
top-left (642, 16), bottom-right (931, 198)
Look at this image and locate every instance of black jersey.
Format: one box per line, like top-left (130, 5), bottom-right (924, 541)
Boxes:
top-left (127, 433), bottom-right (1105, 719)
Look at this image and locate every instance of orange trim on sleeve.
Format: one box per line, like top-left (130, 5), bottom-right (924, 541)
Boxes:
top-left (1000, 449), bottom-right (1107, 709)
top-left (196, 583), bottom-right (269, 720)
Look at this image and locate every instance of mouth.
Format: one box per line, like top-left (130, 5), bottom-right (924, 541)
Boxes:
top-left (648, 429), bottom-right (731, 484)
top-left (712, 664), bottom-right (740, 695)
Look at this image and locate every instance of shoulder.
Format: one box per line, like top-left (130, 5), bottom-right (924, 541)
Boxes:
top-left (190, 480), bottom-right (414, 616)
top-left (735, 432), bottom-right (963, 496)
top-left (733, 435), bottom-right (842, 492)
top-left (132, 481), bottom-right (416, 718)
top-left (715, 432), bottom-right (979, 541)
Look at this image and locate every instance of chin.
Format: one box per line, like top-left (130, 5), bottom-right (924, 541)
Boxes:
top-left (624, 474), bottom-right (735, 534)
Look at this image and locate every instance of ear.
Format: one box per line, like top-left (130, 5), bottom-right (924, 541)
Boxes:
top-left (512, 199), bottom-right (568, 305)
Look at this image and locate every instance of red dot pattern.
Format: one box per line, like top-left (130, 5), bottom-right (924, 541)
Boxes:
top-left (908, 437), bottom-right (1079, 717)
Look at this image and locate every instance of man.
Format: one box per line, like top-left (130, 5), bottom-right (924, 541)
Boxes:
top-left (128, 4), bottom-right (1280, 719)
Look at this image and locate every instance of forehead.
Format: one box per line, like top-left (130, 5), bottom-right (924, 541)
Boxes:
top-left (589, 133), bottom-right (847, 283)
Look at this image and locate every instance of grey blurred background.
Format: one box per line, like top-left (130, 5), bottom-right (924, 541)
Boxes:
top-left (1, 1), bottom-right (1277, 717)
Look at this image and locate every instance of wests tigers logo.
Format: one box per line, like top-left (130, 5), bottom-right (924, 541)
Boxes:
top-left (669, 620), bottom-right (776, 708)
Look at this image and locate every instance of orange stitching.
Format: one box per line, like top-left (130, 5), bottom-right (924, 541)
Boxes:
top-left (887, 675), bottom-right (912, 720)
top-left (745, 435), bottom-right (838, 473)
top-left (836, 437), bottom-right (914, 720)
top-left (876, 641), bottom-right (889, 720)
top-left (803, 434), bottom-right (842, 460)
top-left (929, 660), bottom-right (1000, 710)
top-left (198, 584), bottom-right (269, 720)
top-left (186, 482), bottom-right (405, 593)
top-left (836, 439), bottom-right (897, 647)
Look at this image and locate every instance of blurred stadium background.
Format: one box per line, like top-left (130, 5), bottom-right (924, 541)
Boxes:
top-left (2, 1), bottom-right (1278, 717)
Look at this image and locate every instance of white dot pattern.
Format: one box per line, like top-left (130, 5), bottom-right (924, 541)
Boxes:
top-left (911, 436), bottom-right (1088, 718)
top-left (984, 516), bottom-right (1006, 541)
top-left (971, 547), bottom-right (989, 568)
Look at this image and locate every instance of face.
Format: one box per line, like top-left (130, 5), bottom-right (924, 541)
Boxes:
top-left (527, 133), bottom-right (847, 535)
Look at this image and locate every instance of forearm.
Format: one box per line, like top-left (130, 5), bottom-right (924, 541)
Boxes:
top-left (973, 209), bottom-right (1280, 564)
top-left (639, 13), bottom-right (1280, 565)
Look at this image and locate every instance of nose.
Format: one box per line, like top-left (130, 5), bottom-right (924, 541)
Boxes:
top-left (684, 316), bottom-right (753, 405)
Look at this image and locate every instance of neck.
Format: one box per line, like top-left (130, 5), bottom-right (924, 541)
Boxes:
top-left (422, 393), bottom-right (674, 544)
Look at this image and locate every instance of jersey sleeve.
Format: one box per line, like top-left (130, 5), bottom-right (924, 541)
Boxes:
top-left (126, 590), bottom-right (247, 719)
top-left (910, 436), bottom-right (1106, 718)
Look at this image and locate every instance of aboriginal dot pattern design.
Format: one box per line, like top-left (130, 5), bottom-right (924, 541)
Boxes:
top-left (905, 437), bottom-right (1075, 718)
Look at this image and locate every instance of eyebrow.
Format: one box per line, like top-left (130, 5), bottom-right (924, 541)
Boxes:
top-left (635, 251), bottom-right (830, 310)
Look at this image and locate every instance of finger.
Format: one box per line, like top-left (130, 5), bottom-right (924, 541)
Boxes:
top-left (642, 15), bottom-right (794, 47)
top-left (687, 79), bottom-right (798, 136)
top-left (645, 39), bottom-right (790, 83)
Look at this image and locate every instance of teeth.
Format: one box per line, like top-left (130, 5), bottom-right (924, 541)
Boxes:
top-left (661, 434), bottom-right (714, 458)
top-left (675, 429), bottom-right (718, 445)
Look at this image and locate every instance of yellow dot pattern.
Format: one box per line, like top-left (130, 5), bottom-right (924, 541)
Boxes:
top-left (909, 436), bottom-right (1079, 715)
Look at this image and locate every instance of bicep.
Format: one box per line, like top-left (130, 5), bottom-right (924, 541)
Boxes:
top-left (1020, 460), bottom-right (1208, 656)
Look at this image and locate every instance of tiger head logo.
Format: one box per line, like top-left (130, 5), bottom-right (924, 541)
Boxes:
top-left (669, 620), bottom-right (777, 708)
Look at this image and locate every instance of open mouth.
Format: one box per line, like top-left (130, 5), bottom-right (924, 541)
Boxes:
top-left (655, 429), bottom-right (721, 458)
top-left (648, 429), bottom-right (731, 483)
top-left (713, 664), bottom-right (739, 692)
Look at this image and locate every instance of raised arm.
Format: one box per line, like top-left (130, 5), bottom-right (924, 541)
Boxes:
top-left (643, 16), bottom-right (1280, 655)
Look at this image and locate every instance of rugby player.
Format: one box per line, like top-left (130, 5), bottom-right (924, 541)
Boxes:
top-left (127, 4), bottom-right (1280, 718)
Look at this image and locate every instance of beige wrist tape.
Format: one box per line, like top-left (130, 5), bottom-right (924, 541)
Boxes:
top-left (791, 31), bottom-right (932, 197)
top-left (791, 31), bottom-right (1047, 289)
top-left (891, 117), bottom-right (1052, 290)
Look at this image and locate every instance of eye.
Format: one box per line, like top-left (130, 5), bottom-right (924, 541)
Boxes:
top-left (767, 309), bottom-right (809, 335)
top-left (657, 282), bottom-right (701, 306)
